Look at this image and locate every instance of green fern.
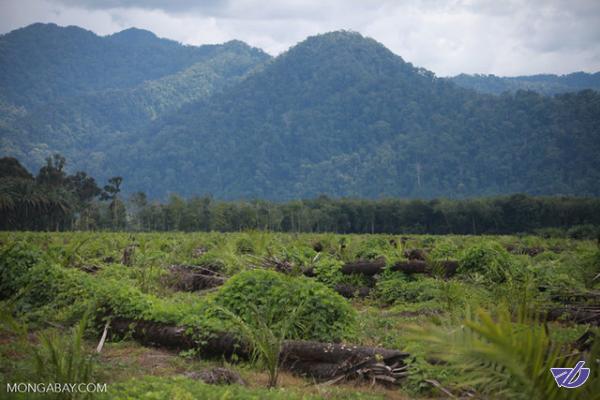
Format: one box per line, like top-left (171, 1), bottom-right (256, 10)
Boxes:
top-left (32, 313), bottom-right (96, 399)
top-left (417, 307), bottom-right (600, 399)
top-left (215, 302), bottom-right (304, 388)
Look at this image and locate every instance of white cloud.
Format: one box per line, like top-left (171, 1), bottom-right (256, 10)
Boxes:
top-left (1, 0), bottom-right (599, 76)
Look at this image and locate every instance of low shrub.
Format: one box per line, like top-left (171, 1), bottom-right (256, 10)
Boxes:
top-left (534, 227), bottom-right (566, 238)
top-left (428, 239), bottom-right (459, 261)
top-left (457, 242), bottom-right (515, 283)
top-left (567, 224), bottom-right (598, 240)
top-left (374, 270), bottom-right (440, 305)
top-left (213, 270), bottom-right (356, 342)
top-left (6, 257), bottom-right (207, 328)
top-left (235, 237), bottom-right (255, 254)
top-left (345, 236), bottom-right (406, 264)
top-left (0, 242), bottom-right (42, 299)
top-left (313, 254), bottom-right (344, 286)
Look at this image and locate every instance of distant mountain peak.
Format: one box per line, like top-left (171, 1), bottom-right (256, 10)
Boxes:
top-left (108, 27), bottom-right (159, 43)
top-left (2, 22), bottom-right (96, 39)
top-left (283, 30), bottom-right (407, 65)
top-left (295, 30), bottom-right (376, 48)
top-left (221, 39), bottom-right (270, 56)
top-left (312, 30), bottom-right (365, 39)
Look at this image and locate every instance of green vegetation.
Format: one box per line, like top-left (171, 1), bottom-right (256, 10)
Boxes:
top-left (1, 26), bottom-right (599, 199)
top-left (215, 270), bottom-right (356, 342)
top-left (1, 232), bottom-right (598, 399)
top-left (217, 302), bottom-right (302, 388)
top-left (457, 241), bottom-right (516, 283)
top-left (417, 307), bottom-right (600, 399)
top-left (97, 376), bottom-right (382, 400)
top-left (374, 273), bottom-right (441, 305)
top-left (2, 156), bottom-right (600, 235)
top-left (0, 23), bottom-right (268, 108)
top-left (1, 307), bottom-right (98, 400)
top-left (2, 21), bottom-right (599, 400)
top-left (450, 72), bottom-right (600, 95)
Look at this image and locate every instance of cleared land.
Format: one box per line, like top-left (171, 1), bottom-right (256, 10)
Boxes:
top-left (1, 232), bottom-right (599, 399)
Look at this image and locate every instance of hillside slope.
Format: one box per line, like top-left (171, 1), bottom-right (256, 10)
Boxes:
top-left (0, 27), bottom-right (599, 200)
top-left (450, 72), bottom-right (600, 95)
top-left (118, 32), bottom-right (600, 199)
top-left (0, 23), bottom-right (270, 171)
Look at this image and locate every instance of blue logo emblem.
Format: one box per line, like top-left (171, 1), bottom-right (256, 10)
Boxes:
top-left (550, 361), bottom-right (590, 388)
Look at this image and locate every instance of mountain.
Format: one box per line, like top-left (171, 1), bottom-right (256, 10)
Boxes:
top-left (120, 31), bottom-right (462, 198)
top-left (450, 72), bottom-right (600, 95)
top-left (0, 23), bottom-right (268, 107)
top-left (0, 23), bottom-right (270, 171)
top-left (1, 25), bottom-right (599, 200)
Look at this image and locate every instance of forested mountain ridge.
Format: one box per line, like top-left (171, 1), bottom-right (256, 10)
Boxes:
top-left (0, 23), bottom-right (269, 107)
top-left (120, 31), bottom-right (600, 199)
top-left (449, 72), bottom-right (600, 95)
top-left (3, 45), bottom-right (269, 168)
top-left (0, 23), bottom-right (270, 171)
top-left (0, 25), bottom-right (599, 200)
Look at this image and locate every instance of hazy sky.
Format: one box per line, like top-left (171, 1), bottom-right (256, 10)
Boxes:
top-left (1, 0), bottom-right (599, 76)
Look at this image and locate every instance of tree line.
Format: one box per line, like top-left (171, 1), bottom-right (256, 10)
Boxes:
top-left (0, 155), bottom-right (125, 231)
top-left (1, 156), bottom-right (599, 237)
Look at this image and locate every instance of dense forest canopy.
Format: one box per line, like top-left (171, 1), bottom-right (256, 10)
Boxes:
top-left (449, 72), bottom-right (600, 95)
top-left (0, 24), bottom-right (599, 200)
top-left (1, 156), bottom-right (599, 237)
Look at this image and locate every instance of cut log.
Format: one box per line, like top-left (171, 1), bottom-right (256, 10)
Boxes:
top-left (334, 284), bottom-right (371, 299)
top-left (403, 249), bottom-right (428, 261)
top-left (339, 259), bottom-right (458, 277)
top-left (393, 260), bottom-right (459, 277)
top-left (109, 318), bottom-right (196, 349)
top-left (341, 258), bottom-right (386, 276)
top-left (282, 340), bottom-right (408, 365)
top-left (107, 318), bottom-right (409, 380)
top-left (573, 330), bottom-right (595, 351)
top-left (282, 341), bottom-right (408, 382)
top-left (391, 260), bottom-right (428, 274)
top-left (549, 290), bottom-right (600, 302)
top-left (165, 264), bottom-right (226, 292)
top-left (545, 306), bottom-right (600, 325)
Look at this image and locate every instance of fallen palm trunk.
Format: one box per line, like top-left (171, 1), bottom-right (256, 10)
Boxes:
top-left (108, 318), bottom-right (409, 380)
top-left (334, 284), bottom-right (371, 299)
top-left (110, 318), bottom-right (197, 349)
top-left (340, 258), bottom-right (386, 275)
top-left (393, 260), bottom-right (459, 277)
top-left (403, 249), bottom-right (428, 261)
top-left (340, 259), bottom-right (458, 277)
top-left (163, 267), bottom-right (368, 299)
top-left (282, 340), bottom-right (408, 383)
top-left (164, 264), bottom-right (226, 292)
top-left (545, 306), bottom-right (600, 325)
top-left (549, 290), bottom-right (600, 302)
